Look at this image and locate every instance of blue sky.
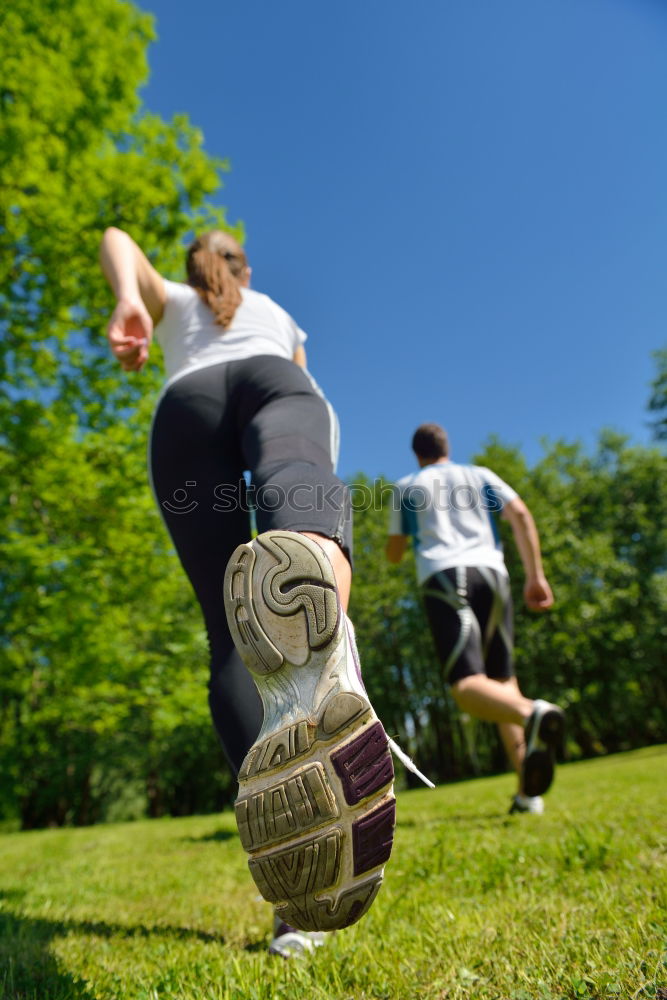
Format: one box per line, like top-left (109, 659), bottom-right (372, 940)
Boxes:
top-left (139, 0), bottom-right (667, 482)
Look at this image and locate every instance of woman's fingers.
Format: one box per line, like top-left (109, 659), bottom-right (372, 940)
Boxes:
top-left (107, 298), bottom-right (153, 371)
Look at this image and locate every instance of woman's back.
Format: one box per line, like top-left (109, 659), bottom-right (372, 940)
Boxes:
top-left (155, 280), bottom-right (307, 385)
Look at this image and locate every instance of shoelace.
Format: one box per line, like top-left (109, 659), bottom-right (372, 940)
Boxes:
top-left (387, 736), bottom-right (435, 789)
top-left (344, 614), bottom-right (435, 790)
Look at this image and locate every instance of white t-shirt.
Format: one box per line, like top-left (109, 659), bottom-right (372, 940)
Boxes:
top-left (388, 461), bottom-right (518, 585)
top-left (154, 280), bottom-right (307, 387)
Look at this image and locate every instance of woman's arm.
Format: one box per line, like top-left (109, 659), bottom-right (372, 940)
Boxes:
top-left (100, 227), bottom-right (166, 372)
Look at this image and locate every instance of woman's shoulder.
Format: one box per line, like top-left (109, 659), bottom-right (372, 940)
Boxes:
top-left (163, 278), bottom-right (198, 302)
top-left (241, 286), bottom-right (278, 308)
top-left (240, 286), bottom-right (293, 321)
top-left (154, 281), bottom-right (199, 340)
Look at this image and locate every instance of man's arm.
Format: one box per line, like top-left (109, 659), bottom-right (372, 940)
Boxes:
top-left (386, 535), bottom-right (408, 563)
top-left (501, 496), bottom-right (554, 610)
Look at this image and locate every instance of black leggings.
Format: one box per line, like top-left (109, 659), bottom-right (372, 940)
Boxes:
top-left (149, 355), bottom-right (352, 775)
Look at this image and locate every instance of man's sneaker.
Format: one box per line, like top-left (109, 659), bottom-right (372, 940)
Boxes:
top-left (522, 699), bottom-right (565, 797)
top-left (224, 530), bottom-right (395, 932)
top-left (268, 913), bottom-right (328, 959)
top-left (509, 793), bottom-right (544, 815)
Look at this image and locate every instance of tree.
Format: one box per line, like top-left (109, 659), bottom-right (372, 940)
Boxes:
top-left (474, 432), bottom-right (667, 758)
top-left (647, 348), bottom-right (667, 442)
top-left (349, 432), bottom-right (667, 791)
top-left (1, 0), bottom-right (240, 825)
top-left (1, 0), bottom-right (240, 433)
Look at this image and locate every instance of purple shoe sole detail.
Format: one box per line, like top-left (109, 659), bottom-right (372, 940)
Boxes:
top-left (331, 721), bottom-right (394, 806)
top-left (352, 798), bottom-right (396, 876)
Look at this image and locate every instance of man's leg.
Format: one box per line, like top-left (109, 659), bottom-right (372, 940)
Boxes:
top-left (495, 679), bottom-right (528, 787)
top-left (450, 673), bottom-right (533, 725)
top-left (422, 566), bottom-right (516, 724)
top-left (423, 568), bottom-right (561, 808)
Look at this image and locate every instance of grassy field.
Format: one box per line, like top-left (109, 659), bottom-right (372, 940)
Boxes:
top-left (0, 746), bottom-right (665, 1000)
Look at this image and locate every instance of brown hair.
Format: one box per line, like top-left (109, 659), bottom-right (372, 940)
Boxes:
top-left (186, 231), bottom-right (248, 328)
top-left (412, 423), bottom-right (449, 461)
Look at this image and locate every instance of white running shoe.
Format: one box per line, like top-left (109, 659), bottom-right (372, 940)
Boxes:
top-left (268, 913), bottom-right (328, 959)
top-left (509, 793), bottom-right (545, 815)
top-left (523, 699), bottom-right (565, 797)
top-left (224, 530), bottom-right (395, 932)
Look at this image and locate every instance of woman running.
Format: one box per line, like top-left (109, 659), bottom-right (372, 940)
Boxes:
top-left (100, 227), bottom-right (395, 950)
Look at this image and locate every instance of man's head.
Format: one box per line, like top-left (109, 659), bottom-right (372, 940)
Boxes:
top-left (411, 423), bottom-right (449, 466)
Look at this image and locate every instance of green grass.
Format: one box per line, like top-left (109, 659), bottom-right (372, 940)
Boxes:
top-left (1, 747), bottom-right (666, 1000)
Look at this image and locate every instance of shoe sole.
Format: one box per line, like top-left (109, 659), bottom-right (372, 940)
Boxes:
top-left (523, 707), bottom-right (565, 797)
top-left (224, 530), bottom-right (395, 932)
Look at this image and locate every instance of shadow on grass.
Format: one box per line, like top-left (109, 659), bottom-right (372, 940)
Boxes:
top-left (244, 937), bottom-right (271, 954)
top-left (396, 809), bottom-right (508, 828)
top-left (0, 904), bottom-right (93, 1000)
top-left (0, 891), bottom-right (228, 999)
top-left (182, 828), bottom-right (237, 844)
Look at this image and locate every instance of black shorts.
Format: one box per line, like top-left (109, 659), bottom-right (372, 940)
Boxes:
top-left (421, 566), bottom-right (514, 684)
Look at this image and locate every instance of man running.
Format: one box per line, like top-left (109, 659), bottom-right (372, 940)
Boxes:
top-left (386, 422), bottom-right (565, 814)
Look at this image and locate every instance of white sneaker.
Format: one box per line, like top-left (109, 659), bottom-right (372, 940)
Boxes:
top-left (523, 699), bottom-right (565, 797)
top-left (224, 530), bottom-right (395, 932)
top-left (509, 793), bottom-right (545, 815)
top-left (268, 913), bottom-right (328, 959)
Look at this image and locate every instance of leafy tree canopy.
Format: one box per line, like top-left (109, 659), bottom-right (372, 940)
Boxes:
top-left (1, 0), bottom-right (241, 826)
top-left (648, 347), bottom-right (667, 442)
top-left (1, 0), bottom-right (240, 434)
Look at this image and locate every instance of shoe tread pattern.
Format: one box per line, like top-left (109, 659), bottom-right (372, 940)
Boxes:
top-left (226, 532), bottom-right (395, 932)
top-left (225, 547), bottom-right (283, 675)
top-left (258, 533), bottom-right (340, 649)
top-left (236, 763), bottom-right (339, 851)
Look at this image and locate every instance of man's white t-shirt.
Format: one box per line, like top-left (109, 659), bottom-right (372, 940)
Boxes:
top-left (388, 461), bottom-right (518, 585)
top-left (154, 280), bottom-right (307, 387)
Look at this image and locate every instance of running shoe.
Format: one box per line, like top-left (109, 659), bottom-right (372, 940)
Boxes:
top-left (522, 699), bottom-right (565, 797)
top-left (509, 793), bottom-right (544, 815)
top-left (224, 530), bottom-right (395, 932)
top-left (268, 913), bottom-right (327, 959)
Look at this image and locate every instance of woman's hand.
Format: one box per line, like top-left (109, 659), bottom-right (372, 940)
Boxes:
top-left (107, 297), bottom-right (153, 371)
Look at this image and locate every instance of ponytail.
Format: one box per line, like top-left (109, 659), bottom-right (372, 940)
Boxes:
top-left (186, 231), bottom-right (248, 329)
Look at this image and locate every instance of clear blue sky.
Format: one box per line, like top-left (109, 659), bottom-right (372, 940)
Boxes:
top-left (139, 0), bottom-right (667, 481)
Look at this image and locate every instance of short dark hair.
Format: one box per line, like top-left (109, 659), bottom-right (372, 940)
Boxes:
top-left (411, 423), bottom-right (449, 461)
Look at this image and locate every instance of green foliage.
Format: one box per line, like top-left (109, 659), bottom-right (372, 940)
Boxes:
top-left (474, 431), bottom-right (667, 759)
top-left (0, 404), bottom-right (237, 827)
top-left (350, 432), bottom-right (667, 789)
top-left (648, 348), bottom-right (667, 441)
top-left (0, 0), bottom-right (239, 827)
top-left (2, 0), bottom-right (666, 829)
top-left (0, 749), bottom-right (665, 999)
top-left (1, 0), bottom-right (239, 431)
